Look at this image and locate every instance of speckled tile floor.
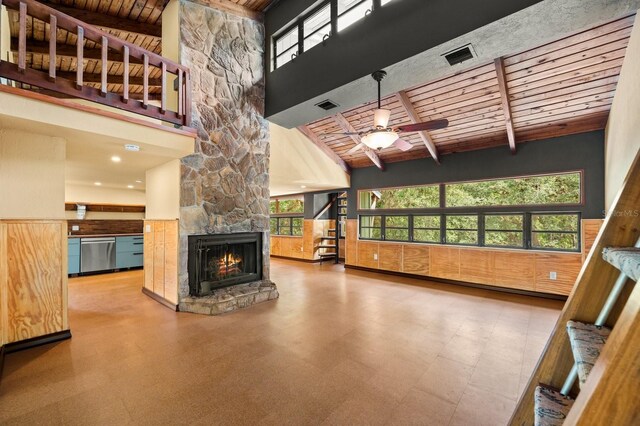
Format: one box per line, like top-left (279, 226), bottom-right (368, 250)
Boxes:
top-left (0, 259), bottom-right (562, 425)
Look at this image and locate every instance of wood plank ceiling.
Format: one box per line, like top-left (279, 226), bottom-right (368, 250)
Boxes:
top-left (5, 0), bottom-right (273, 99)
top-left (303, 14), bottom-right (634, 169)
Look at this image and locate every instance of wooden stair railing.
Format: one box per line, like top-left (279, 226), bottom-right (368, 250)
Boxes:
top-left (0, 0), bottom-right (191, 127)
top-left (509, 148), bottom-right (640, 425)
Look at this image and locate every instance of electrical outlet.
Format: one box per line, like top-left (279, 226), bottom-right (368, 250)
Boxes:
top-left (71, 225), bottom-right (80, 231)
top-left (373, 253), bottom-right (378, 260)
top-left (145, 224), bottom-right (151, 233)
top-left (549, 271), bottom-right (557, 280)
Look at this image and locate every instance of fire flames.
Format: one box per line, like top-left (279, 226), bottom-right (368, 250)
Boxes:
top-left (210, 252), bottom-right (243, 278)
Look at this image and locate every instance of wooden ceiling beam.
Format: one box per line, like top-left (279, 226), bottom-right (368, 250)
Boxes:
top-left (37, 1), bottom-right (162, 38)
top-left (297, 125), bottom-right (351, 175)
top-left (333, 113), bottom-right (385, 171)
top-left (395, 90), bottom-right (440, 164)
top-left (11, 38), bottom-right (146, 64)
top-left (495, 57), bottom-right (517, 153)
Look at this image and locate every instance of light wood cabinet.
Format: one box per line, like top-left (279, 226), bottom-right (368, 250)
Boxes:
top-left (143, 220), bottom-right (179, 307)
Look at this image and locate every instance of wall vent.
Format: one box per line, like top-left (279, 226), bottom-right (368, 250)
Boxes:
top-left (443, 45), bottom-right (475, 66)
top-left (315, 99), bottom-right (339, 110)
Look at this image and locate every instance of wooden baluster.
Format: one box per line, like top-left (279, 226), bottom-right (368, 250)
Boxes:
top-left (142, 53), bottom-right (148, 109)
top-left (160, 62), bottom-right (167, 113)
top-left (76, 26), bottom-right (83, 89)
top-left (184, 71), bottom-right (191, 126)
top-left (122, 45), bottom-right (129, 103)
top-left (100, 36), bottom-right (107, 96)
top-left (177, 69), bottom-right (183, 118)
top-left (18, 2), bottom-right (26, 72)
top-left (48, 14), bottom-right (56, 81)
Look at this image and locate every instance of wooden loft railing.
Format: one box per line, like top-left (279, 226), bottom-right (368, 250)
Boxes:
top-left (0, 0), bottom-right (191, 127)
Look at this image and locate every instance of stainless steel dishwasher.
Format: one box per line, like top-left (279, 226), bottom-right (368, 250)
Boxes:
top-left (81, 237), bottom-right (116, 273)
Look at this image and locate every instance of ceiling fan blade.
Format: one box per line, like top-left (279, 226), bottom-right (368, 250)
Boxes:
top-left (346, 143), bottom-right (364, 155)
top-left (396, 119), bottom-right (449, 133)
top-left (393, 139), bottom-right (413, 152)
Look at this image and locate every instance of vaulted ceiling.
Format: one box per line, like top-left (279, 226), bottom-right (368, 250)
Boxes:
top-left (300, 14), bottom-right (634, 169)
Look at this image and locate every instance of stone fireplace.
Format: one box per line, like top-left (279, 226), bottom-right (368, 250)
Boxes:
top-left (176, 1), bottom-right (278, 315)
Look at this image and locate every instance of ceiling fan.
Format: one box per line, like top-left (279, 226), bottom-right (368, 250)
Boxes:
top-left (321, 70), bottom-right (448, 152)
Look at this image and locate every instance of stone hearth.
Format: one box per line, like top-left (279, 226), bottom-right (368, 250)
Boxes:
top-left (179, 281), bottom-right (278, 315)
top-left (177, 1), bottom-right (276, 314)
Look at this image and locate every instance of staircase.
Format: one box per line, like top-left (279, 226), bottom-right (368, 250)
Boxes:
top-left (510, 152), bottom-right (640, 424)
top-left (318, 228), bottom-right (338, 263)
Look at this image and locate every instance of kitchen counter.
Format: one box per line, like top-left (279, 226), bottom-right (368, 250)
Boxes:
top-left (68, 233), bottom-right (143, 238)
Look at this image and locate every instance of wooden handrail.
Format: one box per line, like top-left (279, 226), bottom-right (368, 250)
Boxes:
top-left (0, 0), bottom-right (191, 127)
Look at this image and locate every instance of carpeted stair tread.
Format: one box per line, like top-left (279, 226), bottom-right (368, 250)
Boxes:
top-left (566, 321), bottom-right (611, 386)
top-left (602, 247), bottom-right (640, 281)
top-left (534, 385), bottom-right (574, 426)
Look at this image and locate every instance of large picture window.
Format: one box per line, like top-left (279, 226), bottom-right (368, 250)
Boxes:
top-left (270, 197), bottom-right (304, 214)
top-left (358, 185), bottom-right (439, 210)
top-left (445, 172), bottom-right (581, 207)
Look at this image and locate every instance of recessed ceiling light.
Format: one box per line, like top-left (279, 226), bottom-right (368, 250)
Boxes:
top-left (124, 144), bottom-right (140, 152)
top-left (127, 185), bottom-right (134, 189)
top-left (94, 182), bottom-right (102, 186)
top-left (111, 156), bottom-right (121, 163)
top-left (300, 185), bottom-right (307, 188)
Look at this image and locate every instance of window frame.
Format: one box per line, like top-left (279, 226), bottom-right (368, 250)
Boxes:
top-left (412, 214), bottom-right (442, 244)
top-left (483, 213), bottom-right (526, 249)
top-left (384, 215), bottom-right (410, 242)
top-left (444, 214), bottom-right (479, 247)
top-left (529, 212), bottom-right (581, 252)
top-left (270, 216), bottom-right (305, 237)
top-left (302, 3), bottom-right (332, 52)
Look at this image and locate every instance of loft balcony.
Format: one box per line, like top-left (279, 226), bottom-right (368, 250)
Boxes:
top-left (0, 0), bottom-right (192, 130)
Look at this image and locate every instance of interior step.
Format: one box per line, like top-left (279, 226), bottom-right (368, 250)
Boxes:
top-left (327, 229), bottom-right (336, 232)
top-left (534, 385), bottom-right (574, 426)
top-left (318, 253), bottom-right (336, 257)
top-left (320, 236), bottom-right (336, 240)
top-left (566, 321), bottom-right (611, 386)
top-left (318, 245), bottom-right (337, 249)
top-left (602, 247), bottom-right (640, 281)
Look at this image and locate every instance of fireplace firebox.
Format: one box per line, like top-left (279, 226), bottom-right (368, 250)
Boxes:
top-left (188, 232), bottom-right (263, 296)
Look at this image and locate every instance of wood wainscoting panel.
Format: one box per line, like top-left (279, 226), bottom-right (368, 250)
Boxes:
top-left (378, 243), bottom-right (403, 272)
top-left (346, 220), bottom-right (357, 266)
top-left (163, 221), bottom-right (179, 305)
top-left (289, 238), bottom-right (304, 259)
top-left (143, 221), bottom-right (154, 291)
top-left (534, 253), bottom-right (583, 295)
top-left (153, 221), bottom-right (166, 298)
top-left (429, 246), bottom-right (460, 280)
top-left (280, 237), bottom-right (292, 259)
top-left (582, 219), bottom-right (604, 262)
top-left (402, 245), bottom-right (429, 276)
top-left (357, 241), bottom-right (379, 269)
top-left (459, 248), bottom-right (494, 284)
top-left (302, 220), bottom-right (315, 260)
top-left (2, 221), bottom-right (67, 344)
top-left (493, 250), bottom-right (536, 290)
top-left (270, 236), bottom-right (281, 257)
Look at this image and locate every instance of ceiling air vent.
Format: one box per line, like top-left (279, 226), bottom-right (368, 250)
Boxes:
top-left (315, 99), bottom-right (339, 111)
top-left (443, 44), bottom-right (475, 66)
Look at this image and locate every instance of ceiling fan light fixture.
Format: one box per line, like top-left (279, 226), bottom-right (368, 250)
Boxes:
top-left (362, 131), bottom-right (399, 150)
top-left (373, 108), bottom-right (391, 128)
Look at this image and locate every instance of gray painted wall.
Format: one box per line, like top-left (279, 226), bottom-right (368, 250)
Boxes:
top-left (346, 132), bottom-right (605, 219)
top-left (264, 0), bottom-right (543, 117)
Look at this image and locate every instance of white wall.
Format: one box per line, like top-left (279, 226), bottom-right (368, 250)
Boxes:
top-left (605, 15), bottom-right (640, 210)
top-left (0, 129), bottom-right (66, 219)
top-left (146, 159), bottom-right (181, 219)
top-left (65, 183), bottom-right (146, 220)
top-left (270, 122), bottom-right (350, 196)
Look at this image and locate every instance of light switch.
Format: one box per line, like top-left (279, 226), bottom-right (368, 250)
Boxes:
top-left (549, 271), bottom-right (557, 280)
